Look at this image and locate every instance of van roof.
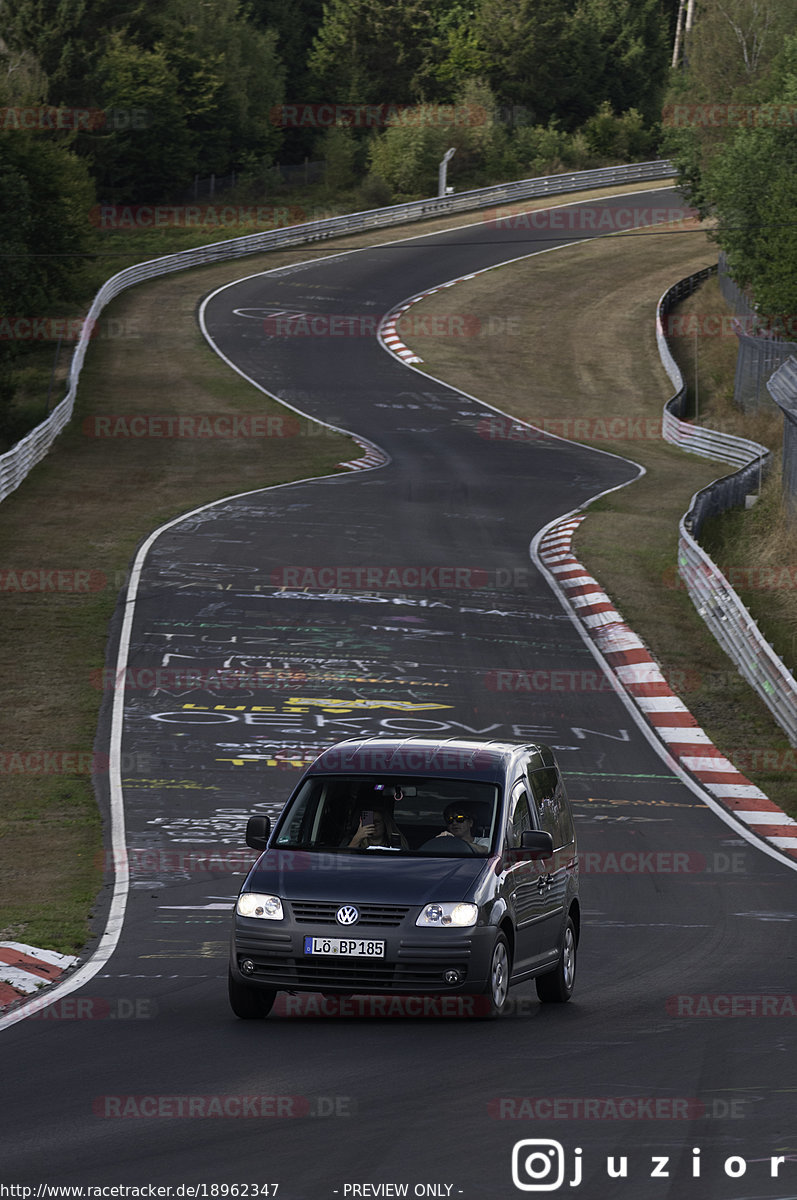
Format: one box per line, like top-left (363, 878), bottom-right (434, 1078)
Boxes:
top-left (308, 736), bottom-right (555, 783)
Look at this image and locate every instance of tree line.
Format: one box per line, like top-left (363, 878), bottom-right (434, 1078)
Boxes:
top-left (3, 0), bottom-right (795, 446)
top-left (663, 0), bottom-right (797, 316)
top-left (0, 0), bottom-right (678, 445)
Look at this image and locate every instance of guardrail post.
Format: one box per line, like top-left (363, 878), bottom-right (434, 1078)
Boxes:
top-left (766, 356), bottom-right (797, 515)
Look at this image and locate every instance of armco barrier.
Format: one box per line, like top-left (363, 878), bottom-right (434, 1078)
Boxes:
top-left (0, 160), bottom-right (675, 504)
top-left (657, 271), bottom-right (797, 746)
top-left (657, 266), bottom-right (763, 468)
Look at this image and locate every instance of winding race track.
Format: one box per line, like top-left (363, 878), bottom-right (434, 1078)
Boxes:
top-left (2, 190), bottom-right (796, 1199)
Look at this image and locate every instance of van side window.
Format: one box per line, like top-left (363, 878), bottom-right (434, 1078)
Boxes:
top-left (529, 767), bottom-right (574, 851)
top-left (506, 781), bottom-right (533, 848)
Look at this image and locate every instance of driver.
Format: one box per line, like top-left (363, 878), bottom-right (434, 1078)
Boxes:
top-left (434, 806), bottom-right (489, 854)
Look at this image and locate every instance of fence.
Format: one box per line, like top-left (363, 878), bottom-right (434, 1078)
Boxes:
top-left (717, 253), bottom-right (797, 414)
top-left (767, 356), bottom-right (797, 512)
top-left (657, 271), bottom-right (797, 746)
top-left (0, 159), bottom-right (676, 505)
top-left (187, 161), bottom-right (325, 198)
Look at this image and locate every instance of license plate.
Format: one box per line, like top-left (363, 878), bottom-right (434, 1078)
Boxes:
top-left (303, 936), bottom-right (385, 957)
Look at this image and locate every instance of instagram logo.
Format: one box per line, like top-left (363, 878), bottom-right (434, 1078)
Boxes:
top-left (512, 1140), bottom-right (580, 1191)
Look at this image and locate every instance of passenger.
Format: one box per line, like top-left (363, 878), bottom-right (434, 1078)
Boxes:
top-left (348, 808), bottom-right (408, 849)
top-left (435, 807), bottom-right (489, 854)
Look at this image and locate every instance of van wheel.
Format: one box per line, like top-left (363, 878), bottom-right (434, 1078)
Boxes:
top-left (228, 969), bottom-right (276, 1019)
top-left (536, 917), bottom-right (576, 1003)
top-left (479, 932), bottom-right (512, 1018)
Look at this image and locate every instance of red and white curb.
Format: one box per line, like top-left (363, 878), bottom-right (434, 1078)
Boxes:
top-left (379, 274), bottom-right (479, 364)
top-left (538, 514), bottom-right (797, 861)
top-left (338, 436), bottom-right (389, 471)
top-left (339, 447), bottom-right (387, 471)
top-left (0, 942), bottom-right (79, 1010)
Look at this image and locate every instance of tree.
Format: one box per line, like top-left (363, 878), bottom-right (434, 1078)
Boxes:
top-left (578, 0), bottom-right (669, 125)
top-left (308, 0), bottom-right (441, 104)
top-left (0, 0), bottom-right (157, 105)
top-left (88, 35), bottom-right (197, 200)
top-left (475, 0), bottom-right (668, 130)
top-left (704, 71), bottom-right (797, 315)
top-left (2, 0), bottom-right (286, 200)
top-left (475, 0), bottom-right (589, 127)
top-left (247, 0), bottom-right (325, 96)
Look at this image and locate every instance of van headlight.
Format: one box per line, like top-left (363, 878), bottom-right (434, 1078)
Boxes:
top-left (416, 902), bottom-right (478, 928)
top-left (236, 893), bottom-right (283, 920)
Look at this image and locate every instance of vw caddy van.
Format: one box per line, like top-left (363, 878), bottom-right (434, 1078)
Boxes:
top-left (228, 736), bottom-right (580, 1019)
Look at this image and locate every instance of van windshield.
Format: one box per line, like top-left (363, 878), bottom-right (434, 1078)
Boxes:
top-left (273, 775), bottom-right (500, 857)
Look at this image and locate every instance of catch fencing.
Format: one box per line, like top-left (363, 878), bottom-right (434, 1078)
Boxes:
top-left (0, 159), bottom-right (675, 504)
top-left (657, 271), bottom-right (797, 746)
top-left (767, 356), bottom-right (797, 512)
top-left (718, 253), bottom-right (797, 414)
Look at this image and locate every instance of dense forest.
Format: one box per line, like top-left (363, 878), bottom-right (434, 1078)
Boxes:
top-left (0, 0), bottom-right (795, 446)
top-left (663, 0), bottom-right (797, 317)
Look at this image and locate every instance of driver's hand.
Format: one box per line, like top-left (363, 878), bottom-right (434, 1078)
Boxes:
top-left (352, 821), bottom-right (375, 845)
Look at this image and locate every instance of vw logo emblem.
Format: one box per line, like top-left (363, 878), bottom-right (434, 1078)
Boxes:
top-left (336, 905), bottom-right (359, 926)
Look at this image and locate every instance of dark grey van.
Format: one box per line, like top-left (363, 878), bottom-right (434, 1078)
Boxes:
top-left (228, 736), bottom-right (579, 1018)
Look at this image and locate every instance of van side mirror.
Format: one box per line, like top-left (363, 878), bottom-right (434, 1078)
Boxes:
top-left (245, 815), bottom-right (271, 850)
top-left (520, 830), bottom-right (554, 859)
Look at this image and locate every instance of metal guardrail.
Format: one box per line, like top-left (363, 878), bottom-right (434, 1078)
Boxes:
top-left (657, 270), bottom-right (797, 746)
top-left (0, 159), bottom-right (676, 504)
top-left (657, 267), bottom-right (765, 468)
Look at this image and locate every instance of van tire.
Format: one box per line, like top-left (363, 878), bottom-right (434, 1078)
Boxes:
top-left (536, 917), bottom-right (576, 1003)
top-left (228, 969), bottom-right (277, 1019)
top-left (479, 932), bottom-right (512, 1018)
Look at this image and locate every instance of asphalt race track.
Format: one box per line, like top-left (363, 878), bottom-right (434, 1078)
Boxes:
top-left (2, 189), bottom-right (796, 1200)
